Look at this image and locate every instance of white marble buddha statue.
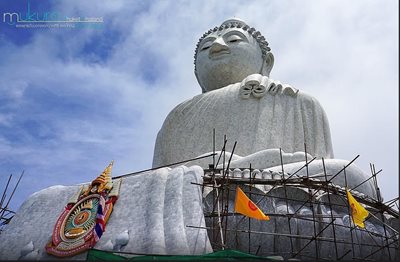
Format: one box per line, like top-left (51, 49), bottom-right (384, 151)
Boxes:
top-left (150, 20), bottom-right (397, 260)
top-left (152, 18), bottom-right (381, 201)
top-left (153, 18), bottom-right (334, 169)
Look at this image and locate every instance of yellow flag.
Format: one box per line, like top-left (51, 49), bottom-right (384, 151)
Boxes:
top-left (234, 187), bottom-right (269, 221)
top-left (346, 189), bottom-right (369, 228)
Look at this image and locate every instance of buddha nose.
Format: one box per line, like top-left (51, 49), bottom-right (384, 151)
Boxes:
top-left (209, 37), bottom-right (229, 55)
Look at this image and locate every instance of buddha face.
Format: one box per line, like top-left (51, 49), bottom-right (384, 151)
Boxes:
top-left (195, 27), bottom-right (266, 93)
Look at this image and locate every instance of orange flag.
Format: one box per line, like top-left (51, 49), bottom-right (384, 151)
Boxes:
top-left (234, 186), bottom-right (269, 221)
top-left (346, 189), bottom-right (369, 228)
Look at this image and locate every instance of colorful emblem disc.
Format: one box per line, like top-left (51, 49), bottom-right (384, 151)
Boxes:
top-left (62, 194), bottom-right (99, 241)
top-left (46, 161), bottom-right (120, 258)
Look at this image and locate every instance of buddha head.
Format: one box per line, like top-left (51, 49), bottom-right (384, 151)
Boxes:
top-left (194, 18), bottom-right (274, 93)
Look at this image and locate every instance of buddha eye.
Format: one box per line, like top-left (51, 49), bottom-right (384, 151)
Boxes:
top-left (226, 34), bottom-right (243, 43)
top-left (200, 40), bottom-right (213, 51)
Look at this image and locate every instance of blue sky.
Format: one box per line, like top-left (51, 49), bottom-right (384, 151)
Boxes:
top-left (0, 0), bottom-right (398, 212)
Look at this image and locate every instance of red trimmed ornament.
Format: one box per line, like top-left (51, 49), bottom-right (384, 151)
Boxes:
top-left (46, 161), bottom-right (121, 257)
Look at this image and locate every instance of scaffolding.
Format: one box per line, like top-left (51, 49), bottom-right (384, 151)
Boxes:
top-left (190, 136), bottom-right (399, 260)
top-left (0, 171), bottom-right (23, 234)
top-left (110, 131), bottom-right (399, 260)
top-left (3, 134), bottom-right (395, 260)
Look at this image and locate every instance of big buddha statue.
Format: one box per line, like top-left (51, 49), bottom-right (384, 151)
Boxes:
top-left (152, 19), bottom-right (397, 260)
top-left (153, 18), bottom-right (333, 169)
top-left (152, 18), bottom-right (378, 197)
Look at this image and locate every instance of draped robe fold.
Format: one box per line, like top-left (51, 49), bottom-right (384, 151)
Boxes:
top-left (153, 82), bottom-right (334, 168)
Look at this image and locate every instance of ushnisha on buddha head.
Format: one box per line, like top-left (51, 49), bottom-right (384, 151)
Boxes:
top-left (194, 18), bottom-right (274, 93)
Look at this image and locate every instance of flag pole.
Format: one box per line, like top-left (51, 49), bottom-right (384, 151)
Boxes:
top-left (209, 138), bottom-right (227, 246)
top-left (372, 163), bottom-right (393, 259)
top-left (322, 157), bottom-right (339, 260)
top-left (304, 143), bottom-right (320, 260)
top-left (223, 141), bottom-right (237, 246)
top-left (280, 148), bottom-right (295, 257)
top-left (344, 167), bottom-right (356, 259)
top-left (214, 177), bottom-right (225, 250)
top-left (248, 163), bottom-right (251, 254)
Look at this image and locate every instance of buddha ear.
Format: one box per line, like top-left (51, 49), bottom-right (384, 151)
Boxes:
top-left (195, 69), bottom-right (207, 93)
top-left (263, 52), bottom-right (274, 77)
